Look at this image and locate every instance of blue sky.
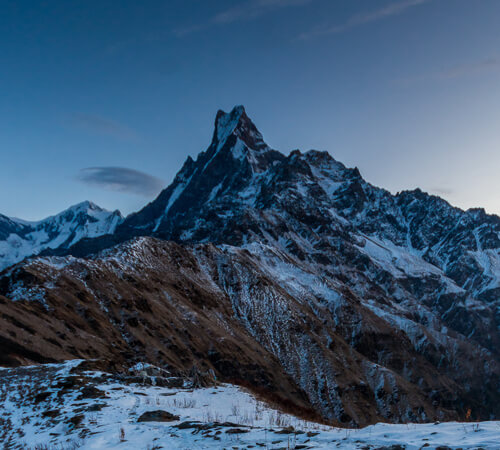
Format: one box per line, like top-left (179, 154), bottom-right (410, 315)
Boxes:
top-left (1, 0), bottom-right (500, 219)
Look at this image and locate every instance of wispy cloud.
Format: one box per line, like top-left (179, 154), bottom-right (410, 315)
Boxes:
top-left (438, 57), bottom-right (500, 79)
top-left (175, 0), bottom-right (314, 36)
top-left (71, 113), bottom-right (138, 141)
top-left (77, 167), bottom-right (164, 197)
top-left (298, 0), bottom-right (431, 40)
top-left (397, 56), bottom-right (500, 85)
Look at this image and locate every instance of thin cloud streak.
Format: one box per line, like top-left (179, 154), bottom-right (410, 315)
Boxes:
top-left (175, 0), bottom-right (314, 36)
top-left (396, 56), bottom-right (500, 85)
top-left (71, 113), bottom-right (138, 141)
top-left (298, 0), bottom-right (432, 40)
top-left (77, 167), bottom-right (164, 197)
top-left (439, 57), bottom-right (500, 79)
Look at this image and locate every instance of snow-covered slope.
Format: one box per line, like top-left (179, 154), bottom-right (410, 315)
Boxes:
top-left (0, 201), bottom-right (122, 271)
top-left (1, 360), bottom-right (499, 449)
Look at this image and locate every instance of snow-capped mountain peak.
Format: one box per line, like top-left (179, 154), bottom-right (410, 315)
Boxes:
top-left (70, 200), bottom-right (102, 213)
top-left (0, 201), bottom-right (122, 271)
top-left (121, 106), bottom-right (285, 234)
top-left (212, 105), bottom-right (268, 152)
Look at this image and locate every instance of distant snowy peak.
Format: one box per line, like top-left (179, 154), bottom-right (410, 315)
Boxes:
top-left (0, 201), bottom-right (122, 271)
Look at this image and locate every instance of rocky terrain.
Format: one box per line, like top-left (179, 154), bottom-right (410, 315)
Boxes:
top-left (0, 106), bottom-right (499, 431)
top-left (1, 360), bottom-right (498, 449)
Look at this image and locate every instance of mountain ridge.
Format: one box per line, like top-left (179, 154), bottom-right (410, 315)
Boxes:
top-left (3, 106), bottom-right (498, 268)
top-left (0, 105), bottom-right (499, 426)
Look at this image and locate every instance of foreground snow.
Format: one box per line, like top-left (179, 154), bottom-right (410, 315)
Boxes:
top-left (0, 361), bottom-right (498, 449)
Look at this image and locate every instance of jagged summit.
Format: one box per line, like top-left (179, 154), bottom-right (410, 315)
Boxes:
top-left (201, 105), bottom-right (278, 175)
top-left (214, 105), bottom-right (246, 144)
top-left (212, 105), bottom-right (268, 152)
top-left (122, 106), bottom-right (285, 234)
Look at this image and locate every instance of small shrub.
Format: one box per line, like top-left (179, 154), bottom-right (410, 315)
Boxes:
top-left (231, 403), bottom-right (240, 417)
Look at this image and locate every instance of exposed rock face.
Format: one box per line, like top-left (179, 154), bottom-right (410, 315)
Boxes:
top-left (0, 106), bottom-right (499, 426)
top-left (138, 410), bottom-right (180, 422)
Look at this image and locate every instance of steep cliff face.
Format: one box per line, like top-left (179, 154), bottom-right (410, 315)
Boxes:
top-left (0, 106), bottom-right (499, 426)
